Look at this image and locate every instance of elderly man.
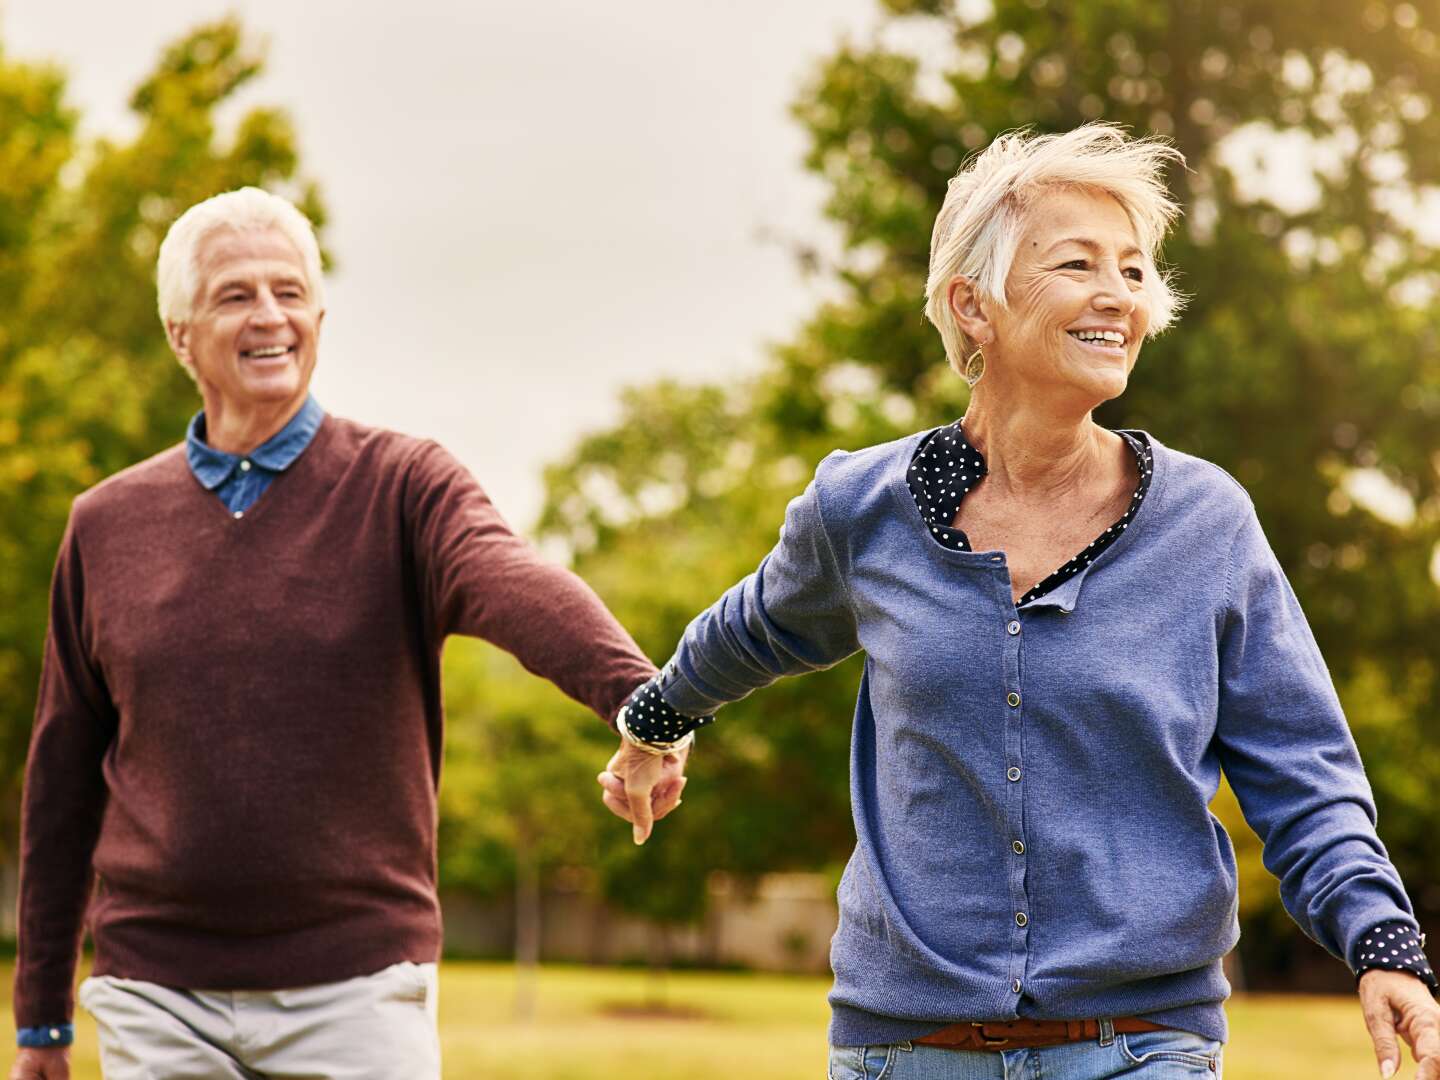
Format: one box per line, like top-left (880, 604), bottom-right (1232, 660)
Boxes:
top-left (9, 187), bottom-right (685, 1080)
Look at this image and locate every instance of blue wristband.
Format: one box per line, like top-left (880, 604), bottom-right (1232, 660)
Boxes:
top-left (16, 1023), bottom-right (73, 1049)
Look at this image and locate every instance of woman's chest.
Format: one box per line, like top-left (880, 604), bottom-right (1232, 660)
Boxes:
top-left (952, 482), bottom-right (1133, 597)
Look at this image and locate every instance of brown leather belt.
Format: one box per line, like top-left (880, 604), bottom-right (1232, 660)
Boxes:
top-left (916, 1017), bottom-right (1169, 1051)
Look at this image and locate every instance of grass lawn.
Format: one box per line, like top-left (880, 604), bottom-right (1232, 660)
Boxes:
top-left (2, 961), bottom-right (1392, 1078)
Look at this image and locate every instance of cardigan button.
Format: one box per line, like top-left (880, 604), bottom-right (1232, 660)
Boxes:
top-left (1015, 912), bottom-right (1028, 927)
top-left (1007, 767), bottom-right (1021, 782)
top-left (1006, 692), bottom-right (1020, 708)
top-left (1012, 840), bottom-right (1025, 855)
top-left (1007, 620), bottom-right (1021, 635)
top-left (1011, 978), bottom-right (1022, 993)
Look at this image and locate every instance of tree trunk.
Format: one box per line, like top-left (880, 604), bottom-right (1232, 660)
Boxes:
top-left (514, 827), bottom-right (541, 1022)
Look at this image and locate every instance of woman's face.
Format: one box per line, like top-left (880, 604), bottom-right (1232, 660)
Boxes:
top-left (983, 187), bottom-right (1152, 408)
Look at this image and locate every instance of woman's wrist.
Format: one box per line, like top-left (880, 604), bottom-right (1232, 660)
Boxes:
top-left (617, 676), bottom-right (711, 752)
top-left (616, 704), bottom-right (696, 756)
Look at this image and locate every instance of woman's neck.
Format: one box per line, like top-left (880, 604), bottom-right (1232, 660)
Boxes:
top-left (960, 390), bottom-right (1117, 501)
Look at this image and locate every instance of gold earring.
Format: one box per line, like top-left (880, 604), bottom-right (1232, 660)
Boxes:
top-left (963, 346), bottom-right (985, 388)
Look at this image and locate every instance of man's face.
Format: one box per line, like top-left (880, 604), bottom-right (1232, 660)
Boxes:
top-left (168, 227), bottom-right (323, 416)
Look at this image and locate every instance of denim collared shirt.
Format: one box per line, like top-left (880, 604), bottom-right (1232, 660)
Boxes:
top-left (186, 395), bottom-right (325, 513)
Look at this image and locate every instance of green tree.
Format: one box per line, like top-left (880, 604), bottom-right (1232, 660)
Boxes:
top-left (0, 19), bottom-right (327, 850)
top-left (536, 0), bottom-right (1440, 983)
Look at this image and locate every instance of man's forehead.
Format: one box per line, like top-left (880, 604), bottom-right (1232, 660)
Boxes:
top-left (196, 227), bottom-right (306, 283)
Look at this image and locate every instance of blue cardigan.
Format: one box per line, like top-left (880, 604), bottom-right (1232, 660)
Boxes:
top-left (653, 430), bottom-right (1420, 1046)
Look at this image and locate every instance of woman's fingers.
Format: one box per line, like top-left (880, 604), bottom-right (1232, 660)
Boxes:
top-left (1361, 992), bottom-right (1401, 1078)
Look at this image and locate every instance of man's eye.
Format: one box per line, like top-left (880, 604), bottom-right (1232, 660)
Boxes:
top-left (1060, 259), bottom-right (1088, 270)
top-left (1124, 267), bottom-right (1145, 282)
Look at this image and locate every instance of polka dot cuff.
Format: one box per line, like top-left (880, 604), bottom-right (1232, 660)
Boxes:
top-left (906, 422), bottom-right (1153, 606)
top-left (1353, 920), bottom-right (1437, 988)
top-left (620, 678), bottom-right (712, 747)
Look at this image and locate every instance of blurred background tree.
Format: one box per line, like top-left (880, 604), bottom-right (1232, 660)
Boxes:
top-left (0, 19), bottom-right (326, 856)
top-left (533, 0), bottom-right (1440, 987)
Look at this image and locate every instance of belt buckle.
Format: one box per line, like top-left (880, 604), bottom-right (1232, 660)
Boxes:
top-left (972, 1022), bottom-right (1010, 1047)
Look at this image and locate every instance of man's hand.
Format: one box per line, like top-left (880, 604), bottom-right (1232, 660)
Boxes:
top-left (1360, 969), bottom-right (1440, 1079)
top-left (597, 738), bottom-right (688, 845)
top-left (9, 1047), bottom-right (70, 1080)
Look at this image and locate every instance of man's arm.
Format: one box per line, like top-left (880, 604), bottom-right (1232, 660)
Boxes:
top-left (11, 517), bottom-right (115, 1068)
top-left (402, 440), bottom-right (657, 724)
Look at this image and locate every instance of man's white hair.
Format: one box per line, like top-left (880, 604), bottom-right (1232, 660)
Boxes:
top-left (923, 124), bottom-right (1185, 375)
top-left (156, 186), bottom-right (324, 339)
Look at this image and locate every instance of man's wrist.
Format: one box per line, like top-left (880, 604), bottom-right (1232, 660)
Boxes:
top-left (16, 1023), bottom-right (74, 1049)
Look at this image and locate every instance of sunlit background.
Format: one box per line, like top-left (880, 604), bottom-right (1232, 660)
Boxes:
top-left (4, 0), bottom-right (876, 526)
top-left (3, 1), bottom-right (1440, 1077)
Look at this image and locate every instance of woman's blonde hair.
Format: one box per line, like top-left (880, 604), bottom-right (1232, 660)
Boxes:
top-left (923, 124), bottom-right (1185, 374)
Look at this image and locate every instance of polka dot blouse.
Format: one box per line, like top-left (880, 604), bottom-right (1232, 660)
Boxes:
top-left (1355, 921), bottom-right (1437, 988)
top-left (907, 420), bottom-right (1153, 604)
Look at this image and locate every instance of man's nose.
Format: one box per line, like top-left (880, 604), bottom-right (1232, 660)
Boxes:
top-left (250, 290), bottom-right (287, 325)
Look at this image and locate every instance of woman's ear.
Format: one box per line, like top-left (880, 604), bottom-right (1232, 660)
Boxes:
top-left (947, 276), bottom-right (993, 347)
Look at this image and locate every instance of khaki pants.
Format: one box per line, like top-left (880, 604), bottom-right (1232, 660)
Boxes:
top-left (78, 961), bottom-right (441, 1080)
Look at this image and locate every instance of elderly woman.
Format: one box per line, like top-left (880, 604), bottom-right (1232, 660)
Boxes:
top-left (600, 125), bottom-right (1440, 1079)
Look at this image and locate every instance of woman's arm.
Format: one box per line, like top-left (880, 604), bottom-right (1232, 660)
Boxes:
top-left (1213, 506), bottom-right (1438, 1077)
top-left (602, 467), bottom-right (862, 837)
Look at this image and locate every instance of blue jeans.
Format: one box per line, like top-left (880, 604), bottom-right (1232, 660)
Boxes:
top-left (828, 1028), bottom-right (1223, 1079)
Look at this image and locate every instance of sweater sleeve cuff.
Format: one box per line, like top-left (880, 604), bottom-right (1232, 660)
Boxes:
top-left (16, 1023), bottom-right (74, 1049)
top-left (1353, 919), bottom-right (1437, 990)
top-left (621, 677), bottom-right (713, 746)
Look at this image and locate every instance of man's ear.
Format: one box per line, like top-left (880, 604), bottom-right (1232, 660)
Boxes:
top-left (946, 276), bottom-right (994, 347)
top-left (165, 320), bottom-right (191, 365)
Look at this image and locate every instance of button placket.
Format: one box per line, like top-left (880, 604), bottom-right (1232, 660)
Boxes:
top-left (1001, 606), bottom-right (1030, 994)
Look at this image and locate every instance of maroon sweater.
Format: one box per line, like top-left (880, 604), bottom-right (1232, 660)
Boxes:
top-left (14, 416), bottom-right (656, 1027)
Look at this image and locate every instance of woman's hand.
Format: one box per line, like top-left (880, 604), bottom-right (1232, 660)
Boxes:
top-left (597, 739), bottom-right (688, 845)
top-left (1359, 969), bottom-right (1440, 1078)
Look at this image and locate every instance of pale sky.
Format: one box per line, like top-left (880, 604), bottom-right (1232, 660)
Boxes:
top-left (4, 0), bottom-right (878, 529)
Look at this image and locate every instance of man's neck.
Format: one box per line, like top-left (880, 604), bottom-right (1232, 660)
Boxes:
top-left (200, 395), bottom-right (307, 455)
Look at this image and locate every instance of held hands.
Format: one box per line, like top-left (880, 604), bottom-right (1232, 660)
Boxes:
top-left (9, 1048), bottom-right (69, 1080)
top-left (597, 738), bottom-right (688, 845)
top-left (1360, 969), bottom-right (1440, 1079)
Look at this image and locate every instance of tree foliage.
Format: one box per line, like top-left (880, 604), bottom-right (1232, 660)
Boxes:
top-left (534, 0), bottom-right (1440, 976)
top-left (0, 20), bottom-right (327, 849)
